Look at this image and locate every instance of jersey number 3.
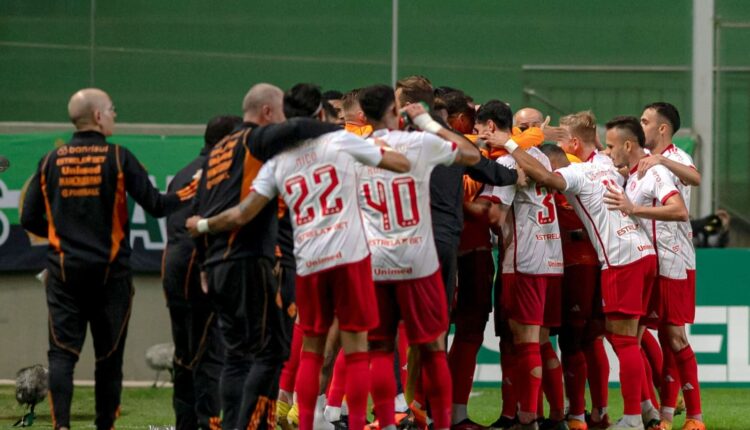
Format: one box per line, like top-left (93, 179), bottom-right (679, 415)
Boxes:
top-left (535, 184), bottom-right (556, 225)
top-left (284, 165), bottom-right (343, 226)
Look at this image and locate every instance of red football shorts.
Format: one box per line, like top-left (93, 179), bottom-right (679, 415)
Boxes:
top-left (501, 272), bottom-right (560, 326)
top-left (562, 264), bottom-right (600, 327)
top-left (648, 269), bottom-right (696, 325)
top-left (369, 270), bottom-right (448, 344)
top-left (296, 255), bottom-right (378, 336)
top-left (600, 255), bottom-right (657, 318)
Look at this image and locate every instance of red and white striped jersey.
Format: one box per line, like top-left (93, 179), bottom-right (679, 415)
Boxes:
top-left (661, 144), bottom-right (697, 271)
top-left (481, 147), bottom-right (564, 275)
top-left (556, 162), bottom-right (655, 270)
top-left (625, 159), bottom-right (690, 279)
top-left (252, 130), bottom-right (382, 276)
top-left (357, 129), bottom-right (457, 281)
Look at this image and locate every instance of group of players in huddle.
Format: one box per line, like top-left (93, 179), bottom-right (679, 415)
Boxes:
top-left (181, 76), bottom-right (704, 430)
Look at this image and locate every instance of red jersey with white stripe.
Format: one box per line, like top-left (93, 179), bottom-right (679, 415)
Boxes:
top-left (357, 129), bottom-right (457, 281)
top-left (481, 147), bottom-right (564, 275)
top-left (660, 143), bottom-right (697, 271)
top-left (252, 130), bottom-right (383, 276)
top-left (625, 160), bottom-right (690, 279)
top-left (556, 162), bottom-right (655, 270)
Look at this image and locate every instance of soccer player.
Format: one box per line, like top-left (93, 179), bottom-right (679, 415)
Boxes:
top-left (604, 112), bottom-right (703, 430)
top-left (342, 88), bottom-right (374, 137)
top-left (354, 85), bottom-right (480, 430)
top-left (190, 83), bottom-right (340, 430)
top-left (494, 134), bottom-right (659, 430)
top-left (163, 114), bottom-right (241, 430)
top-left (21, 88), bottom-right (188, 430)
top-left (475, 101), bottom-right (564, 430)
top-left (187, 126), bottom-right (410, 430)
top-left (556, 111), bottom-right (611, 429)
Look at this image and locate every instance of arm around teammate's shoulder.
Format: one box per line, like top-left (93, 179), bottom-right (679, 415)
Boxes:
top-left (504, 143), bottom-right (567, 191)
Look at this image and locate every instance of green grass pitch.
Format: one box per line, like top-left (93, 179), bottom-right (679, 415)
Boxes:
top-left (2, 386), bottom-right (749, 429)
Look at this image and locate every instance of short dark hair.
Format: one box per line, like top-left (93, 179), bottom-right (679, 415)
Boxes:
top-left (434, 86), bottom-right (460, 98)
top-left (204, 114), bottom-right (242, 148)
top-left (644, 102), bottom-right (681, 135)
top-left (322, 90), bottom-right (343, 101)
top-left (322, 100), bottom-right (337, 118)
top-left (475, 100), bottom-right (513, 131)
top-left (442, 90), bottom-right (474, 120)
top-left (284, 83), bottom-right (322, 118)
top-left (605, 115), bottom-right (646, 147)
top-left (358, 84), bottom-right (395, 122)
top-left (539, 143), bottom-right (567, 160)
top-left (396, 75), bottom-right (434, 108)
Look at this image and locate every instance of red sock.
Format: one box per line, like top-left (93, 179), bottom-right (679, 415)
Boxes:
top-left (500, 347), bottom-right (518, 418)
top-left (641, 330), bottom-right (663, 386)
top-left (658, 332), bottom-right (680, 410)
top-left (515, 342), bottom-right (542, 420)
top-left (675, 346), bottom-right (702, 416)
top-left (641, 347), bottom-right (660, 409)
top-left (583, 337), bottom-right (609, 410)
top-left (448, 339), bottom-right (482, 406)
top-left (296, 351), bottom-right (323, 430)
top-left (422, 351), bottom-right (452, 430)
top-left (280, 323), bottom-right (304, 393)
top-left (562, 350), bottom-right (587, 416)
top-left (344, 352), bottom-right (370, 430)
top-left (541, 342), bottom-right (564, 417)
top-left (370, 351), bottom-right (396, 428)
top-left (327, 350), bottom-right (347, 407)
top-left (397, 323), bottom-right (409, 391)
top-left (607, 333), bottom-right (643, 415)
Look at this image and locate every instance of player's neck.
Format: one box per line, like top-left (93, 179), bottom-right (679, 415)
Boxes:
top-left (370, 120), bottom-right (388, 131)
top-left (579, 145), bottom-right (596, 162)
top-left (628, 148), bottom-right (648, 170)
top-left (650, 138), bottom-right (673, 155)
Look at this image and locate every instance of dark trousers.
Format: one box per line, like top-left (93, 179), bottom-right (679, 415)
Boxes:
top-left (207, 257), bottom-right (288, 430)
top-left (435, 239), bottom-right (458, 314)
top-left (168, 298), bottom-right (224, 430)
top-left (46, 270), bottom-right (133, 430)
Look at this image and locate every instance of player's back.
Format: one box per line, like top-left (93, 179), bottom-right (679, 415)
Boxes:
top-left (357, 129), bottom-right (457, 280)
top-left (263, 131), bottom-right (371, 276)
top-left (489, 147), bottom-right (563, 275)
top-left (557, 161), bottom-right (654, 270)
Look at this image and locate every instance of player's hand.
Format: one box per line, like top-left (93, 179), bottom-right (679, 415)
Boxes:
top-left (516, 166), bottom-right (528, 187)
top-left (401, 102), bottom-right (427, 120)
top-left (186, 215), bottom-right (202, 237)
top-left (481, 129), bottom-right (512, 150)
top-left (637, 154), bottom-right (665, 178)
top-left (603, 183), bottom-right (634, 215)
top-left (200, 271), bottom-right (209, 295)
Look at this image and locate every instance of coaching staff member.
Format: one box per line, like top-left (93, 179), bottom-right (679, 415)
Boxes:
top-left (21, 88), bottom-right (189, 430)
top-left (163, 115), bottom-right (243, 430)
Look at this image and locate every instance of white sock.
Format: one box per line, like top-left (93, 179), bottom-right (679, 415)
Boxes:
top-left (569, 413), bottom-right (585, 422)
top-left (341, 400), bottom-right (348, 416)
top-left (452, 404), bottom-right (468, 424)
top-left (395, 393), bottom-right (408, 413)
top-left (622, 414), bottom-right (642, 427)
top-left (316, 394), bottom-right (327, 411)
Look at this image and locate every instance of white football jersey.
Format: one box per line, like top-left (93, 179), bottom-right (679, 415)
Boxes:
top-left (481, 147), bottom-right (564, 275)
top-left (252, 130), bottom-right (382, 276)
top-left (556, 162), bottom-right (655, 270)
top-left (357, 129), bottom-right (457, 281)
top-left (625, 160), bottom-right (689, 279)
top-left (585, 150), bottom-right (614, 166)
top-left (660, 144), bottom-right (697, 271)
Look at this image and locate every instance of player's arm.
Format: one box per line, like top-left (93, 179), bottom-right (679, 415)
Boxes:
top-left (121, 147), bottom-right (182, 217)
top-left (346, 135), bottom-right (410, 173)
top-left (403, 103), bottom-right (481, 166)
top-left (186, 191), bottom-right (271, 237)
top-left (637, 154), bottom-right (701, 186)
top-left (250, 118), bottom-right (341, 161)
top-left (20, 167), bottom-right (49, 238)
top-left (488, 202), bottom-right (510, 234)
top-left (377, 147), bottom-right (411, 173)
top-left (603, 184), bottom-right (689, 222)
top-left (502, 140), bottom-right (567, 191)
top-left (463, 198), bottom-right (490, 220)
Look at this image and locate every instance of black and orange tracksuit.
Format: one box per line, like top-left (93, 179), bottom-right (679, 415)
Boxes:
top-left (163, 147), bottom-right (223, 430)
top-left (21, 130), bottom-right (184, 430)
top-left (192, 118), bottom-right (338, 430)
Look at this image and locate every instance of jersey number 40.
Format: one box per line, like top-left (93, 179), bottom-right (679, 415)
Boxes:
top-left (362, 177), bottom-right (419, 231)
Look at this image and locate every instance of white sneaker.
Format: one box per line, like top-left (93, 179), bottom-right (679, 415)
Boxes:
top-left (324, 405), bottom-right (342, 423)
